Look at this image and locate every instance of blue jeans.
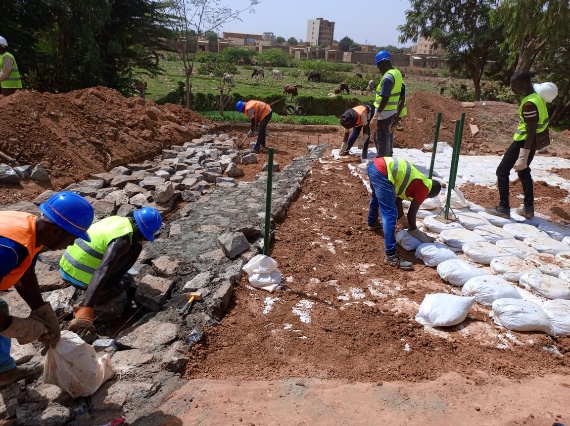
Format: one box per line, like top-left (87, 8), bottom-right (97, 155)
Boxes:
top-left (367, 162), bottom-right (398, 255)
top-left (375, 115), bottom-right (396, 157)
top-left (0, 298), bottom-right (16, 373)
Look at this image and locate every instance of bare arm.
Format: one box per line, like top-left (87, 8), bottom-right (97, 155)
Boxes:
top-left (14, 267), bottom-right (45, 311)
top-left (406, 199), bottom-right (421, 231)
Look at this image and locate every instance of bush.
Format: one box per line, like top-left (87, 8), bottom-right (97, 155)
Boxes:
top-left (448, 86), bottom-right (475, 102)
top-left (481, 82), bottom-right (515, 103)
top-left (345, 76), bottom-right (369, 91)
top-left (298, 61), bottom-right (352, 73)
top-left (197, 58), bottom-right (237, 78)
top-left (256, 49), bottom-right (293, 67)
top-left (220, 48), bottom-right (256, 65)
top-left (319, 71), bottom-right (346, 84)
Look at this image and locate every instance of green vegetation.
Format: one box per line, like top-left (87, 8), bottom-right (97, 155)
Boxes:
top-left (201, 112), bottom-right (339, 125)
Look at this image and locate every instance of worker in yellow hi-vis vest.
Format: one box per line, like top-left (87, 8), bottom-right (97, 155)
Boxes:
top-left (0, 36), bottom-right (22, 96)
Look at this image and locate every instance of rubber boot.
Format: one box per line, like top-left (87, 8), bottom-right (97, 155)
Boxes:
top-left (339, 142), bottom-right (349, 156)
top-left (0, 361), bottom-right (43, 387)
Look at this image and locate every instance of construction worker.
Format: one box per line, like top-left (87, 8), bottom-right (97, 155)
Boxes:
top-left (486, 71), bottom-right (551, 220)
top-left (236, 100), bottom-right (272, 153)
top-left (367, 157), bottom-right (442, 270)
top-left (0, 36), bottom-right (22, 96)
top-left (370, 50), bottom-right (405, 157)
top-left (339, 104), bottom-right (375, 160)
top-left (390, 82), bottom-right (408, 132)
top-left (0, 192), bottom-right (94, 387)
top-left (60, 207), bottom-right (162, 337)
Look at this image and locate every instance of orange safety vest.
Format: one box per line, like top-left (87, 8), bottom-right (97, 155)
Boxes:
top-left (0, 212), bottom-right (43, 290)
top-left (244, 100), bottom-right (271, 123)
top-left (352, 105), bottom-right (368, 127)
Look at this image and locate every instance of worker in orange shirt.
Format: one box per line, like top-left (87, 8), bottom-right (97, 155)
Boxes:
top-left (236, 100), bottom-right (273, 153)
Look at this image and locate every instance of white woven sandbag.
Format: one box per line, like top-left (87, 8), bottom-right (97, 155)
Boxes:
top-left (468, 203), bottom-right (486, 213)
top-left (525, 253), bottom-right (564, 277)
top-left (415, 242), bottom-right (458, 267)
top-left (560, 270), bottom-right (570, 281)
top-left (421, 196), bottom-right (442, 210)
top-left (416, 209), bottom-right (433, 219)
top-left (538, 222), bottom-right (570, 242)
top-left (462, 241), bottom-right (511, 265)
top-left (564, 236), bottom-right (570, 245)
top-left (491, 298), bottom-right (553, 335)
top-left (473, 224), bottom-right (515, 243)
top-left (415, 293), bottom-right (475, 327)
top-left (439, 188), bottom-right (469, 209)
top-left (423, 215), bottom-right (463, 233)
top-left (490, 255), bottom-right (538, 282)
top-left (437, 258), bottom-right (489, 286)
top-left (456, 212), bottom-right (491, 230)
top-left (496, 239), bottom-right (539, 259)
top-left (503, 223), bottom-right (548, 240)
top-left (542, 300), bottom-right (570, 336)
top-left (523, 236), bottom-right (570, 255)
top-left (396, 230), bottom-right (422, 251)
top-left (520, 271), bottom-right (570, 300)
top-left (478, 210), bottom-right (515, 227)
top-left (555, 252), bottom-right (570, 269)
top-left (440, 228), bottom-right (486, 248)
top-left (462, 275), bottom-right (521, 306)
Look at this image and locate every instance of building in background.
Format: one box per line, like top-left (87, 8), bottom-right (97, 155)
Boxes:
top-left (411, 37), bottom-right (445, 56)
top-left (222, 32), bottom-right (273, 52)
top-left (262, 32), bottom-right (276, 42)
top-left (306, 18), bottom-right (335, 47)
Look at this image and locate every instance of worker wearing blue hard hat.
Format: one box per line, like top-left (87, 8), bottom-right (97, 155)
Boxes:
top-left (236, 99), bottom-right (273, 153)
top-left (370, 50), bottom-right (407, 158)
top-left (0, 191), bottom-right (94, 386)
top-left (60, 206), bottom-right (162, 338)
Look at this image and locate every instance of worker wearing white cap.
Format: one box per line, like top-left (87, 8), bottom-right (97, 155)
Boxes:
top-left (0, 36), bottom-right (22, 96)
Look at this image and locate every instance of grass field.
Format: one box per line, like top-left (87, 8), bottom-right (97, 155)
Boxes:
top-left (201, 111), bottom-right (339, 125)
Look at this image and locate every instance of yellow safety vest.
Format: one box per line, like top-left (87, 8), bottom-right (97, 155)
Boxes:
top-left (60, 216), bottom-right (133, 285)
top-left (513, 93), bottom-right (549, 141)
top-left (0, 52), bottom-right (22, 89)
top-left (374, 68), bottom-right (403, 110)
top-left (384, 157), bottom-right (432, 202)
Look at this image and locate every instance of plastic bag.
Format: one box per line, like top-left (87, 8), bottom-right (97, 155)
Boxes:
top-left (564, 236), bottom-right (570, 246)
top-left (423, 215), bottom-right (463, 233)
top-left (523, 236), bottom-right (570, 255)
top-left (542, 299), bottom-right (570, 336)
top-left (520, 271), bottom-right (570, 300)
top-left (496, 239), bottom-right (538, 259)
top-left (440, 228), bottom-right (486, 248)
top-left (415, 242), bottom-right (457, 267)
top-left (556, 252), bottom-right (570, 269)
top-left (415, 293), bottom-right (475, 327)
top-left (538, 222), bottom-right (570, 242)
top-left (396, 230), bottom-right (422, 251)
top-left (439, 188), bottom-right (469, 209)
top-left (456, 213), bottom-right (490, 230)
top-left (491, 298), bottom-right (553, 335)
top-left (436, 259), bottom-right (488, 286)
top-left (473, 224), bottom-right (514, 243)
top-left (44, 331), bottom-right (114, 398)
top-left (490, 255), bottom-right (537, 282)
top-left (524, 253), bottom-right (564, 277)
top-left (503, 223), bottom-right (548, 241)
top-left (462, 241), bottom-right (510, 265)
top-left (242, 254), bottom-right (278, 274)
top-left (462, 275), bottom-right (521, 306)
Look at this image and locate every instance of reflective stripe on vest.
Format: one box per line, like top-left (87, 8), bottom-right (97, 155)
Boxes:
top-left (0, 212), bottom-right (43, 290)
top-left (0, 52), bottom-right (22, 89)
top-left (245, 100), bottom-right (271, 123)
top-left (59, 216), bottom-right (133, 285)
top-left (374, 68), bottom-right (403, 110)
top-left (385, 157), bottom-right (433, 202)
top-left (513, 93), bottom-right (549, 141)
top-left (353, 105), bottom-right (367, 127)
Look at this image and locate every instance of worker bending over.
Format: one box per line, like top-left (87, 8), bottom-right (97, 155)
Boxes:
top-left (60, 207), bottom-right (162, 337)
top-left (339, 104), bottom-right (375, 160)
top-left (367, 157), bottom-right (441, 270)
top-left (236, 100), bottom-right (273, 153)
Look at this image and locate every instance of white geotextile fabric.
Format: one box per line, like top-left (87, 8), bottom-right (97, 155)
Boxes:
top-left (468, 203), bottom-right (486, 213)
top-left (490, 256), bottom-right (538, 282)
top-left (477, 211), bottom-right (515, 227)
top-left (503, 223), bottom-right (549, 240)
top-left (560, 270), bottom-right (570, 281)
top-left (537, 222), bottom-right (570, 242)
top-left (439, 188), bottom-right (470, 209)
top-left (423, 215), bottom-right (463, 233)
top-left (555, 252), bottom-right (570, 268)
top-left (421, 196), bottom-right (442, 210)
top-left (396, 230), bottom-right (422, 251)
top-left (456, 212), bottom-right (491, 230)
top-left (542, 300), bottom-right (570, 336)
top-left (520, 271), bottom-right (570, 300)
top-left (473, 224), bottom-right (515, 243)
top-left (564, 236), bottom-right (570, 246)
top-left (462, 241), bottom-right (511, 265)
top-left (437, 259), bottom-right (489, 286)
top-left (415, 242), bottom-right (458, 267)
top-left (524, 253), bottom-right (565, 277)
top-left (415, 293), bottom-right (475, 327)
top-left (440, 228), bottom-right (486, 248)
top-left (491, 298), bottom-right (553, 335)
top-left (523, 236), bottom-right (570, 255)
top-left (496, 239), bottom-right (539, 259)
top-left (416, 209), bottom-right (434, 219)
top-left (462, 275), bottom-right (521, 306)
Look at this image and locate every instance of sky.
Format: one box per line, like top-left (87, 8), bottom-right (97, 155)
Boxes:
top-left (218, 0), bottom-right (413, 47)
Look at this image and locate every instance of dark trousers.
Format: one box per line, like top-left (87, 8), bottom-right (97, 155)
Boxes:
top-left (375, 115), bottom-right (396, 157)
top-left (93, 243), bottom-right (142, 303)
top-left (254, 111), bottom-right (272, 151)
top-left (496, 140), bottom-right (536, 208)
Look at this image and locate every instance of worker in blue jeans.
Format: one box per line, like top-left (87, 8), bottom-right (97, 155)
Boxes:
top-left (367, 157), bottom-right (441, 270)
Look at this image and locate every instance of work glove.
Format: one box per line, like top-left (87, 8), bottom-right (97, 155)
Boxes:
top-left (0, 316), bottom-right (49, 345)
top-left (29, 302), bottom-right (61, 354)
top-left (514, 148), bottom-right (530, 172)
top-left (357, 134), bottom-right (369, 149)
top-left (369, 118), bottom-right (378, 131)
top-left (397, 215), bottom-right (410, 229)
top-left (68, 306), bottom-right (97, 338)
top-left (389, 118), bottom-right (401, 133)
top-left (408, 228), bottom-right (435, 243)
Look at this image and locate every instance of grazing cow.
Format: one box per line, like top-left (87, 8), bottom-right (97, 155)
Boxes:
top-left (307, 71), bottom-right (321, 82)
top-left (366, 79), bottom-right (375, 94)
top-left (251, 66), bottom-right (265, 79)
top-left (237, 58), bottom-right (245, 66)
top-left (355, 73), bottom-right (363, 78)
top-left (334, 83), bottom-right (350, 95)
top-left (283, 84), bottom-right (302, 100)
top-left (272, 69), bottom-right (284, 80)
top-left (222, 73), bottom-right (235, 87)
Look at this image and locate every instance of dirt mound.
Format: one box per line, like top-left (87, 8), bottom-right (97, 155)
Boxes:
top-left (0, 87), bottom-right (211, 203)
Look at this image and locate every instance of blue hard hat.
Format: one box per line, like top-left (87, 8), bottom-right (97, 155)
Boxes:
top-left (375, 50), bottom-right (391, 65)
top-left (39, 191), bottom-right (94, 241)
top-left (236, 100), bottom-right (245, 113)
top-left (133, 206), bottom-right (162, 242)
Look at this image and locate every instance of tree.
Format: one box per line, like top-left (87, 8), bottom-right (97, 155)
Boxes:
top-left (256, 48), bottom-right (292, 67)
top-left (204, 30), bottom-right (218, 43)
top-left (398, 0), bottom-right (503, 101)
top-left (286, 37), bottom-right (298, 45)
top-left (275, 36), bottom-right (286, 43)
top-left (338, 36), bottom-right (356, 52)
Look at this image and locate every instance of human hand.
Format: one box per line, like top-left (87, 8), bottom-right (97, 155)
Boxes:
top-left (397, 215), bottom-right (410, 229)
top-left (29, 302), bottom-right (61, 353)
top-left (408, 228), bottom-right (434, 243)
top-left (0, 316), bottom-right (49, 345)
top-left (369, 119), bottom-right (378, 131)
top-left (68, 307), bottom-right (96, 338)
top-left (513, 148), bottom-right (530, 172)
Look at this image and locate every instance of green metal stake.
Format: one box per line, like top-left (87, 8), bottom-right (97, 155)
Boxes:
top-left (429, 112), bottom-right (442, 178)
top-left (444, 119), bottom-right (461, 220)
top-left (448, 112), bottom-right (465, 191)
top-left (263, 147), bottom-right (274, 255)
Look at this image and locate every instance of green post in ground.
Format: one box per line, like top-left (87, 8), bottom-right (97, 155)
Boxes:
top-left (263, 147), bottom-right (274, 255)
top-left (429, 112), bottom-right (442, 179)
top-left (444, 119), bottom-right (461, 220)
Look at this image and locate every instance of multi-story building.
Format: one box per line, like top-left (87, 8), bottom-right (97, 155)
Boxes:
top-left (222, 32), bottom-right (274, 51)
top-left (411, 36), bottom-right (445, 56)
top-left (306, 18), bottom-right (335, 47)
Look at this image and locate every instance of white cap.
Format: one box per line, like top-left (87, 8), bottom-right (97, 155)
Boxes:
top-left (0, 36), bottom-right (7, 47)
top-left (533, 82), bottom-right (558, 103)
